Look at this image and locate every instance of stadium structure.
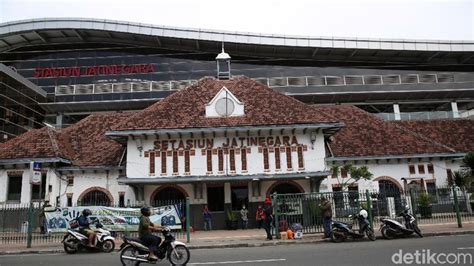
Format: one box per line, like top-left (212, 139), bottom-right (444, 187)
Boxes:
top-left (0, 18), bottom-right (473, 142)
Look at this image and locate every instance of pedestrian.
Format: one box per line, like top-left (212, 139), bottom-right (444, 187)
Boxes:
top-left (203, 205), bottom-right (212, 231)
top-left (255, 205), bottom-right (264, 229)
top-left (39, 200), bottom-right (51, 234)
top-left (240, 205), bottom-right (248, 229)
top-left (320, 196), bottom-right (333, 239)
top-left (263, 197), bottom-right (274, 240)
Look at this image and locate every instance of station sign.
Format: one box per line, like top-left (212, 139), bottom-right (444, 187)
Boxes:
top-left (30, 162), bottom-right (42, 185)
top-left (33, 63), bottom-right (155, 78)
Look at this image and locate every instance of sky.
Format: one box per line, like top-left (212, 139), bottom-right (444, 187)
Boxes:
top-left (0, 0), bottom-right (473, 40)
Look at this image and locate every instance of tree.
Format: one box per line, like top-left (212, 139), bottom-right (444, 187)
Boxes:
top-left (331, 163), bottom-right (373, 189)
top-left (457, 152), bottom-right (474, 192)
top-left (462, 152), bottom-right (474, 171)
top-left (451, 152), bottom-right (474, 214)
top-left (451, 170), bottom-right (472, 189)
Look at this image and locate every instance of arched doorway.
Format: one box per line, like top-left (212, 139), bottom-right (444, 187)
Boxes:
top-left (151, 186), bottom-right (187, 206)
top-left (267, 181), bottom-right (304, 195)
top-left (378, 179), bottom-right (403, 215)
top-left (79, 188), bottom-right (113, 206)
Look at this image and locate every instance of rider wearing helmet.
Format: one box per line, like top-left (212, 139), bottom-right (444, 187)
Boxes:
top-left (78, 209), bottom-right (96, 247)
top-left (139, 207), bottom-right (163, 261)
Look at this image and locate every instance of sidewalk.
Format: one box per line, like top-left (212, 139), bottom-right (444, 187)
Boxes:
top-left (1, 222), bottom-right (473, 255)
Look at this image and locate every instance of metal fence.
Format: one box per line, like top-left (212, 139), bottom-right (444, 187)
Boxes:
top-left (0, 199), bottom-right (190, 248)
top-left (272, 185), bottom-right (473, 236)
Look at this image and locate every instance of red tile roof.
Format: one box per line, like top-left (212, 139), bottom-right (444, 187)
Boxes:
top-left (0, 112), bottom-right (131, 167)
top-left (112, 76), bottom-right (337, 131)
top-left (1, 77), bottom-right (470, 167)
top-left (392, 119), bottom-right (474, 153)
top-left (0, 127), bottom-right (63, 160)
top-left (59, 113), bottom-right (131, 167)
top-left (314, 105), bottom-right (457, 158)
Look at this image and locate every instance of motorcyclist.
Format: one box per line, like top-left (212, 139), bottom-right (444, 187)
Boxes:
top-left (139, 207), bottom-right (163, 261)
top-left (78, 209), bottom-right (96, 247)
top-left (358, 209), bottom-right (369, 234)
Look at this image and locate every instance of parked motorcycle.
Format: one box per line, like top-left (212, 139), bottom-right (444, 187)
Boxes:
top-left (331, 209), bottom-right (376, 242)
top-left (119, 227), bottom-right (190, 266)
top-left (380, 205), bottom-right (423, 239)
top-left (62, 222), bottom-right (116, 253)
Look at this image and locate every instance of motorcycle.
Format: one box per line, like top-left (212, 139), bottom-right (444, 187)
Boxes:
top-left (380, 206), bottom-right (423, 239)
top-left (119, 227), bottom-right (190, 266)
top-left (330, 209), bottom-right (376, 242)
top-left (62, 222), bottom-right (116, 253)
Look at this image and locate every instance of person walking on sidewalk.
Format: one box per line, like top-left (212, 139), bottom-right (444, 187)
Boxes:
top-left (255, 205), bottom-right (264, 229)
top-left (320, 196), bottom-right (332, 239)
top-left (240, 205), bottom-right (249, 230)
top-left (39, 200), bottom-right (52, 234)
top-left (263, 197), bottom-right (274, 240)
top-left (203, 205), bottom-right (212, 231)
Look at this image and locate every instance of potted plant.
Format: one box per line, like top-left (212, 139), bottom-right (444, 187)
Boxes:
top-left (225, 210), bottom-right (238, 230)
top-left (417, 193), bottom-right (433, 219)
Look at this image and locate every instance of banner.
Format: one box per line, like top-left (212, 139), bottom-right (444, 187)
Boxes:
top-left (44, 205), bottom-right (183, 233)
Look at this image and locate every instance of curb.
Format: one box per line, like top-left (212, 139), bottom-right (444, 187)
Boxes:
top-left (1, 230), bottom-right (473, 255)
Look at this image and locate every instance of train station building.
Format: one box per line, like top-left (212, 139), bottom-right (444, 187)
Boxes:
top-left (0, 18), bottom-right (473, 229)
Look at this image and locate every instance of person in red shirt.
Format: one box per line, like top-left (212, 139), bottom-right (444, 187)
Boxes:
top-left (263, 197), bottom-right (274, 240)
top-left (255, 205), bottom-right (264, 229)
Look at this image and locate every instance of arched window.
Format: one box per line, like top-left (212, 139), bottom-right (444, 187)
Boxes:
top-left (80, 190), bottom-right (111, 206)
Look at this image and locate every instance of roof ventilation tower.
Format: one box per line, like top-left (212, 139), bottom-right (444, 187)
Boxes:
top-left (216, 43), bottom-right (231, 80)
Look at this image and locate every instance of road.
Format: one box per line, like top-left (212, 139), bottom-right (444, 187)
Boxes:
top-left (1, 235), bottom-right (473, 266)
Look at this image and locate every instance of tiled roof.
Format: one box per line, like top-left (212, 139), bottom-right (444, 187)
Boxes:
top-left (112, 76), bottom-right (337, 131)
top-left (0, 112), bottom-right (131, 167)
top-left (0, 127), bottom-right (62, 160)
top-left (2, 76), bottom-right (470, 167)
top-left (59, 113), bottom-right (131, 167)
top-left (314, 105), bottom-right (457, 158)
top-left (392, 119), bottom-right (474, 153)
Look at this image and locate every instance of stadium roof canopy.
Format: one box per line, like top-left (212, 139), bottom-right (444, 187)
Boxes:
top-left (1, 18), bottom-right (474, 66)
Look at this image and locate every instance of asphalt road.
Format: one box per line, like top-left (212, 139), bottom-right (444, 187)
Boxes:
top-left (1, 235), bottom-right (473, 266)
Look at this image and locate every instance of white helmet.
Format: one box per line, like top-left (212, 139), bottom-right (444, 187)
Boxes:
top-left (359, 209), bottom-right (368, 219)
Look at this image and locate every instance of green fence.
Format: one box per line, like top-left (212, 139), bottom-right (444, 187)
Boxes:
top-left (0, 199), bottom-right (190, 248)
top-left (272, 185), bottom-right (473, 236)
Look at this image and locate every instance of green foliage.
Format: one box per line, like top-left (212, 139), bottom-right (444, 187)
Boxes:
top-left (462, 152), bottom-right (474, 171)
top-left (331, 165), bottom-right (340, 178)
top-left (452, 170), bottom-right (471, 189)
top-left (330, 163), bottom-right (374, 189)
top-left (349, 165), bottom-right (373, 181)
top-left (417, 193), bottom-right (433, 207)
top-left (360, 202), bottom-right (368, 210)
top-left (226, 210), bottom-right (237, 221)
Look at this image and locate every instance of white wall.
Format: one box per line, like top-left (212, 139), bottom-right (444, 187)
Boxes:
top-left (323, 158), bottom-right (459, 192)
top-left (0, 170), bottom-right (8, 202)
top-left (67, 171), bottom-right (134, 205)
top-left (0, 168), bottom-right (134, 206)
top-left (126, 129), bottom-right (327, 179)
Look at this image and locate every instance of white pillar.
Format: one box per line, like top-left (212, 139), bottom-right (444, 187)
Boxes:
top-left (393, 103), bottom-right (401, 120)
top-left (451, 102), bottom-right (460, 118)
top-left (224, 182), bottom-right (231, 204)
top-left (21, 171), bottom-right (31, 203)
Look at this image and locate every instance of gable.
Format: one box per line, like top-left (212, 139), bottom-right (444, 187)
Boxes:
top-left (205, 86), bottom-right (244, 117)
top-left (111, 76), bottom-right (338, 131)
